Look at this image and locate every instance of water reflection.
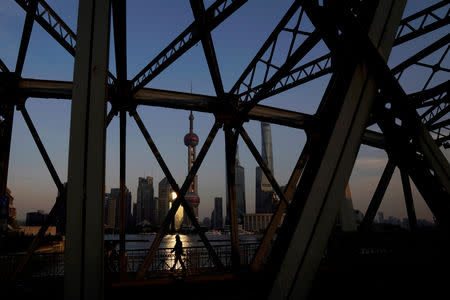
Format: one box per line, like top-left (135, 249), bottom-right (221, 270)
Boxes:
top-left (104, 233), bottom-right (262, 250)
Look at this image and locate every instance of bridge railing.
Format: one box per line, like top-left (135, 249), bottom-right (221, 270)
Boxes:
top-left (110, 242), bottom-right (260, 274)
top-left (0, 242), bottom-right (260, 279)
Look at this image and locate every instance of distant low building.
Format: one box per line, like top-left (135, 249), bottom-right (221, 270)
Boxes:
top-left (244, 213), bottom-right (285, 232)
top-left (26, 210), bottom-right (48, 226)
top-left (7, 188), bottom-right (16, 219)
top-left (0, 188), bottom-right (16, 232)
top-left (20, 226), bottom-right (57, 236)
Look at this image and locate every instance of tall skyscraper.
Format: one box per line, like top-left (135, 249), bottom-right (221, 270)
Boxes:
top-left (136, 177), bottom-right (155, 225)
top-left (183, 111), bottom-right (200, 226)
top-left (158, 177), bottom-right (172, 225)
top-left (226, 145), bottom-right (246, 224)
top-left (255, 122), bottom-right (276, 213)
top-left (211, 197), bottom-right (223, 229)
top-left (104, 192), bottom-right (116, 229)
top-left (159, 177), bottom-right (184, 230)
top-left (111, 187), bottom-right (132, 231)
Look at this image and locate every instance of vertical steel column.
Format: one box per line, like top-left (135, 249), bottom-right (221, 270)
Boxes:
top-left (400, 169), bottom-right (417, 231)
top-left (119, 109), bottom-right (127, 279)
top-left (0, 107), bottom-right (14, 201)
top-left (269, 2), bottom-right (405, 299)
top-left (1, 0), bottom-right (37, 222)
top-left (64, 0), bottom-right (110, 299)
top-left (224, 126), bottom-right (240, 269)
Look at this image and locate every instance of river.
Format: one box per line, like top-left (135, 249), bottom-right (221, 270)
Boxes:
top-left (104, 232), bottom-right (263, 250)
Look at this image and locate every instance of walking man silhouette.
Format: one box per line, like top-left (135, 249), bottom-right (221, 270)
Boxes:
top-left (170, 234), bottom-right (186, 274)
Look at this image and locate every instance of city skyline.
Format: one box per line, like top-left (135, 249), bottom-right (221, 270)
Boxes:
top-left (1, 0), bottom-right (447, 223)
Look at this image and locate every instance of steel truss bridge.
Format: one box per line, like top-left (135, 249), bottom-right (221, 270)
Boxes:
top-left (0, 0), bottom-right (449, 299)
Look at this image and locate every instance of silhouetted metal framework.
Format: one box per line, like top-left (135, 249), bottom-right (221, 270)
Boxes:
top-left (0, 0), bottom-right (449, 299)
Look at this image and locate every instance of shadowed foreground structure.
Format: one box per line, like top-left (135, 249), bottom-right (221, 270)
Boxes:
top-left (1, 0), bottom-right (449, 299)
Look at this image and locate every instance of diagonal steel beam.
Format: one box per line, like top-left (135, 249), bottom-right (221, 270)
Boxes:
top-left (422, 97), bottom-right (450, 126)
top-left (19, 105), bottom-right (64, 192)
top-left (131, 109), bottom-right (179, 191)
top-left (429, 117), bottom-right (450, 131)
top-left (14, 0), bottom-right (117, 84)
top-left (132, 110), bottom-right (221, 258)
top-left (11, 104), bottom-right (65, 281)
top-left (391, 33), bottom-right (450, 76)
top-left (409, 80), bottom-right (449, 109)
top-left (400, 169), bottom-right (417, 231)
top-left (268, 2), bottom-right (406, 298)
top-left (394, 0), bottom-right (450, 46)
top-left (251, 140), bottom-right (311, 271)
top-left (15, 0), bottom-right (37, 76)
top-left (15, 0), bottom-right (77, 56)
top-left (190, 0), bottom-right (224, 96)
top-left (130, 0), bottom-right (246, 94)
top-left (241, 30), bottom-right (322, 115)
top-left (229, 0), bottom-right (303, 96)
top-left (327, 0), bottom-right (450, 227)
top-left (105, 108), bottom-right (117, 128)
top-left (0, 59), bottom-right (9, 73)
top-left (238, 54), bottom-right (333, 102)
top-left (359, 159), bottom-right (396, 231)
top-left (11, 188), bottom-right (65, 281)
top-left (435, 130), bottom-right (450, 146)
top-left (238, 126), bottom-right (288, 206)
top-left (135, 120), bottom-right (223, 280)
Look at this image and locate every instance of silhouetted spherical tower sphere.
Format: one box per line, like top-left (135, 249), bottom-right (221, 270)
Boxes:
top-left (184, 133), bottom-right (199, 147)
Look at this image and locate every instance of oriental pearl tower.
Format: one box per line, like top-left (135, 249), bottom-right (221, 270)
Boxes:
top-left (183, 111), bottom-right (200, 226)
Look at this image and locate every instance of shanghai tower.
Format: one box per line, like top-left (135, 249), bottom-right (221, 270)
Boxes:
top-left (226, 144), bottom-right (246, 224)
top-left (255, 122), bottom-right (275, 213)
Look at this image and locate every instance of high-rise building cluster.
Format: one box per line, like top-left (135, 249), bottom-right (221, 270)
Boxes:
top-left (222, 122), bottom-right (276, 232)
top-left (102, 112), bottom-right (202, 232)
top-left (104, 175), bottom-right (186, 231)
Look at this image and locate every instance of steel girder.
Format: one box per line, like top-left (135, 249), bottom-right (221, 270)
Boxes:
top-left (130, 0), bottom-right (247, 94)
top-left (267, 2), bottom-right (407, 298)
top-left (1, 0), bottom-right (449, 299)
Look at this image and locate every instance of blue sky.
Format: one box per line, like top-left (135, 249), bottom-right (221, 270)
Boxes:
top-left (1, 0), bottom-right (448, 222)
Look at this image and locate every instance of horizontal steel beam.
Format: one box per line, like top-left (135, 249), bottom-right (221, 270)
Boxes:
top-left (247, 104), bottom-right (314, 129)
top-left (18, 78), bottom-right (73, 99)
top-left (15, 78), bottom-right (388, 147)
top-left (391, 33), bottom-right (450, 75)
top-left (134, 87), bottom-right (216, 112)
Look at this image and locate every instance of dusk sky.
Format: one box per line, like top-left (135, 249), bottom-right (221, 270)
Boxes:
top-left (1, 0), bottom-right (448, 222)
